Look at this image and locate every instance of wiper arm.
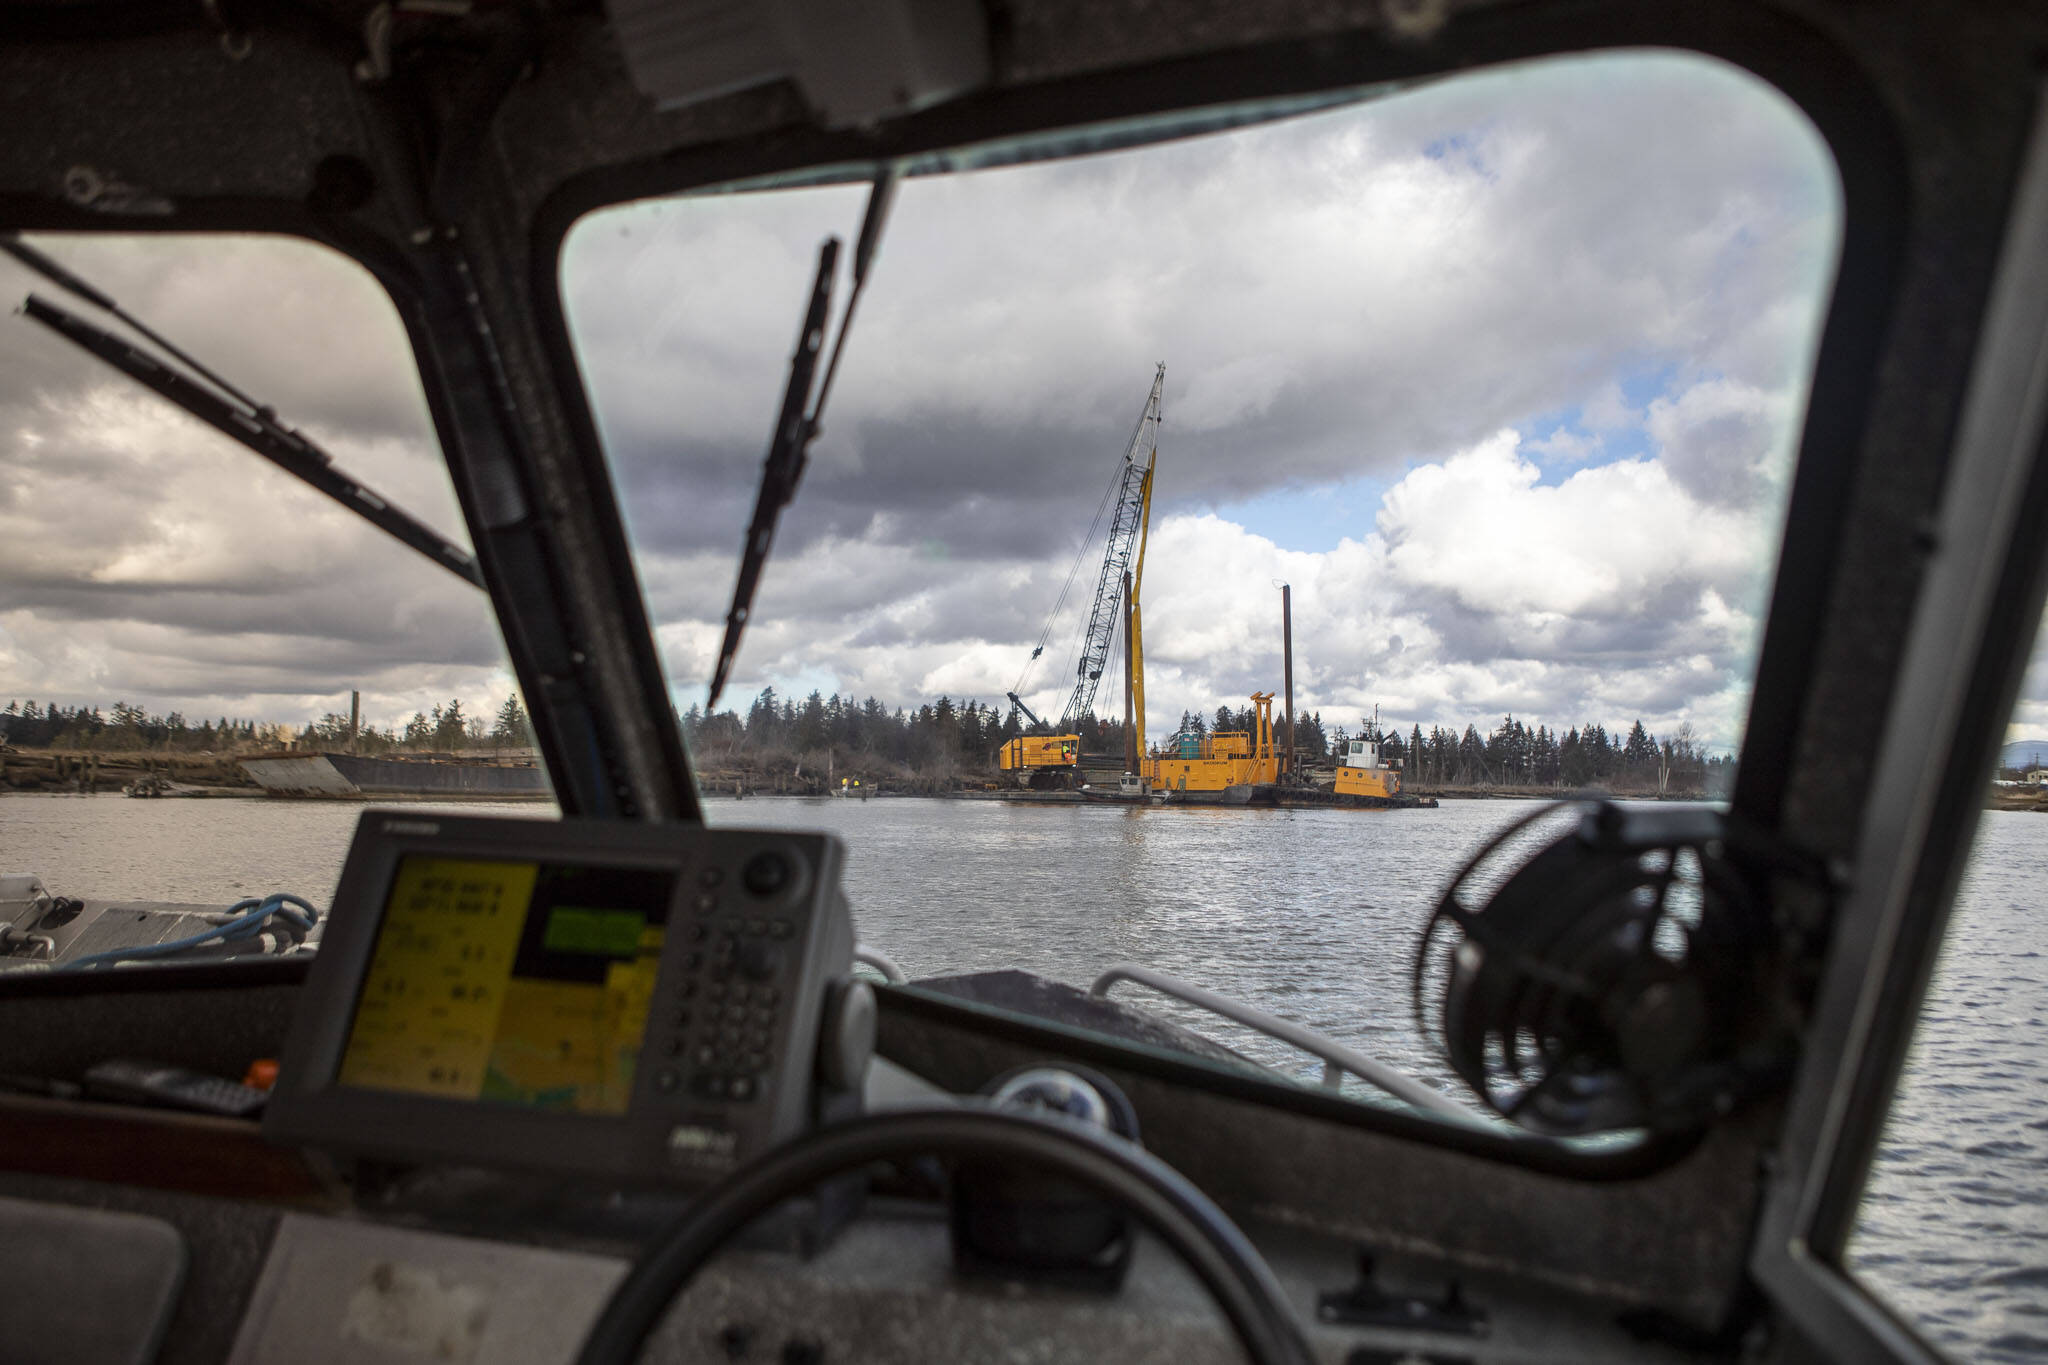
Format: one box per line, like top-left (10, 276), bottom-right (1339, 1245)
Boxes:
top-left (2, 234), bottom-right (266, 413)
top-left (706, 167), bottom-right (899, 711)
top-left (4, 239), bottom-right (483, 590)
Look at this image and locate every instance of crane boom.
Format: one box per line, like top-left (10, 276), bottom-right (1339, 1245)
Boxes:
top-left (1005, 691), bottom-right (1049, 731)
top-left (1060, 363), bottom-right (1164, 728)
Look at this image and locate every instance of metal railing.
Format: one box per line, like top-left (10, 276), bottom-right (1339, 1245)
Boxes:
top-left (1089, 962), bottom-right (1468, 1120)
top-left (855, 945), bottom-right (908, 984)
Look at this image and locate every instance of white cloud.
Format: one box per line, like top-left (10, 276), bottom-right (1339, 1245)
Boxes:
top-left (1645, 375), bottom-right (1797, 508)
top-left (677, 423), bottom-right (1778, 750)
top-left (2007, 623), bottom-right (2048, 744)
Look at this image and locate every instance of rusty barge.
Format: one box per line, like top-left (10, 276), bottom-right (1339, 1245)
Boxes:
top-left (239, 751), bottom-right (551, 800)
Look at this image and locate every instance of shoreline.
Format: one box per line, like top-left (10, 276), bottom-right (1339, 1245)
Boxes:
top-left (3, 746), bottom-right (2031, 810)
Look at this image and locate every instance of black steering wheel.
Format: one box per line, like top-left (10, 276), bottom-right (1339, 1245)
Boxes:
top-left (577, 1107), bottom-right (1317, 1365)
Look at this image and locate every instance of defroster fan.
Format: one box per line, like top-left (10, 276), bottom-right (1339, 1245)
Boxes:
top-left (1414, 801), bottom-right (1816, 1136)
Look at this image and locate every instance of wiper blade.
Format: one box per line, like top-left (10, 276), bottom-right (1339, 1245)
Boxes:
top-left (706, 167), bottom-right (899, 711)
top-left (5, 241), bottom-right (483, 590)
top-left (2, 233), bottom-right (265, 413)
top-left (705, 238), bottom-right (837, 712)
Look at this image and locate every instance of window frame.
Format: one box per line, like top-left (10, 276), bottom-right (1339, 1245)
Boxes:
top-left (1745, 82), bottom-right (2048, 1364)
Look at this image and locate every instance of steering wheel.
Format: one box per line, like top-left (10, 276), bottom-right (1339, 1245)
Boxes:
top-left (577, 1107), bottom-right (1317, 1365)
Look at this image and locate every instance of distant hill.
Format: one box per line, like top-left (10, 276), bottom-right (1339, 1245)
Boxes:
top-left (2002, 738), bottom-right (2048, 770)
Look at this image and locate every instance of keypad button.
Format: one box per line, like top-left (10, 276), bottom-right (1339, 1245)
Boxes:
top-left (662, 1037), bottom-right (683, 1057)
top-left (687, 923), bottom-right (707, 942)
top-left (752, 1007), bottom-right (774, 1026)
top-left (737, 941), bottom-right (782, 981)
top-left (655, 1069), bottom-right (679, 1094)
top-left (729, 1076), bottom-right (756, 1101)
top-left (743, 852), bottom-right (790, 897)
top-left (694, 893), bottom-right (718, 913)
top-left (673, 1007), bottom-right (692, 1026)
top-left (769, 920), bottom-right (793, 940)
top-left (692, 1045), bottom-right (716, 1067)
top-left (699, 866), bottom-right (725, 889)
top-left (677, 979), bottom-right (697, 999)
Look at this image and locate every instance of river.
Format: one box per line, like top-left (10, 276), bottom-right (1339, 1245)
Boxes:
top-left (3, 792), bottom-right (2041, 1360)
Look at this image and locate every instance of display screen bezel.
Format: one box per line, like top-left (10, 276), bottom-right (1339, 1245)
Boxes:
top-left (266, 811), bottom-right (815, 1184)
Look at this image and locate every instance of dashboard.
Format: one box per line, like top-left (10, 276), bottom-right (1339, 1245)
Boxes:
top-left (0, 812), bottom-right (1715, 1363)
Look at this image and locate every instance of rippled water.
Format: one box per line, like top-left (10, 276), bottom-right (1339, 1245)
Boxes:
top-left (3, 792), bottom-right (2040, 1359)
top-left (1849, 812), bottom-right (2048, 1362)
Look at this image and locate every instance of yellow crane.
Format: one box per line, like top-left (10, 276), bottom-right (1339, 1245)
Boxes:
top-left (1001, 364), bottom-right (1401, 801)
top-left (1000, 366), bottom-right (1161, 786)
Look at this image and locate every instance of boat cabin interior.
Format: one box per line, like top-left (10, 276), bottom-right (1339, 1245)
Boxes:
top-left (3, 0), bottom-right (2046, 1361)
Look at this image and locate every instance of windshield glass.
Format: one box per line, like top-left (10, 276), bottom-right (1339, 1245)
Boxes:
top-left (0, 233), bottom-right (544, 927)
top-left (559, 50), bottom-right (1841, 1128)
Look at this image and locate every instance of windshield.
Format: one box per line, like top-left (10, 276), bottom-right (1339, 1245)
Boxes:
top-left (558, 48), bottom-right (1842, 1125)
top-left (0, 232), bottom-right (544, 908)
top-left (0, 49), bottom-right (1843, 1140)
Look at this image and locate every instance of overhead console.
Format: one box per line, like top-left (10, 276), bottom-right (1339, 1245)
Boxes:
top-left (266, 813), bottom-right (873, 1187)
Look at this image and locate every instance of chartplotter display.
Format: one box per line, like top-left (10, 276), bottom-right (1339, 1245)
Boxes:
top-left (338, 856), bottom-right (675, 1114)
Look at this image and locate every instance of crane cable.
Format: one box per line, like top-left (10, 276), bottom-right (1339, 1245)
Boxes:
top-left (1012, 386), bottom-right (1163, 708)
top-left (1011, 450), bottom-right (1127, 701)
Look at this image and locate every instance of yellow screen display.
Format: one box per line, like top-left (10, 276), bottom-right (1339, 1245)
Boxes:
top-left (338, 855), bottom-right (673, 1113)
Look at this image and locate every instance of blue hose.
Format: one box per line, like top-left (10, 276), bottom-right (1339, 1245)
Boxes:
top-left (56, 892), bottom-right (319, 971)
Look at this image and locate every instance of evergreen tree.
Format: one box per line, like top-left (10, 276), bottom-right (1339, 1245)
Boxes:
top-left (1622, 719), bottom-right (1657, 770)
top-left (492, 695), bottom-right (531, 745)
top-left (433, 699), bottom-right (468, 749)
top-left (1458, 724), bottom-right (1485, 783)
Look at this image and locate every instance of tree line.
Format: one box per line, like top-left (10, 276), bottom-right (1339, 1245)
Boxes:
top-left (0, 696), bottom-right (534, 754)
top-left (689, 689), bottom-right (1724, 792)
top-left (683, 690), bottom-right (1020, 777)
top-left (1367, 715), bottom-right (1727, 793)
top-left (4, 690), bottom-right (1727, 794)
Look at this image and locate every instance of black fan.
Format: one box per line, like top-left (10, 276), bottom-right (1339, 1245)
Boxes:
top-left (1414, 801), bottom-right (1790, 1136)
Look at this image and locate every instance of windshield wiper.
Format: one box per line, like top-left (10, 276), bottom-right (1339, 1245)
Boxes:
top-left (3, 236), bottom-right (484, 590)
top-left (706, 166), bottom-right (898, 710)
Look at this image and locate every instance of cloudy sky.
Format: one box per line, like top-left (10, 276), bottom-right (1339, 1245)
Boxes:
top-left (4, 49), bottom-right (2041, 751)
